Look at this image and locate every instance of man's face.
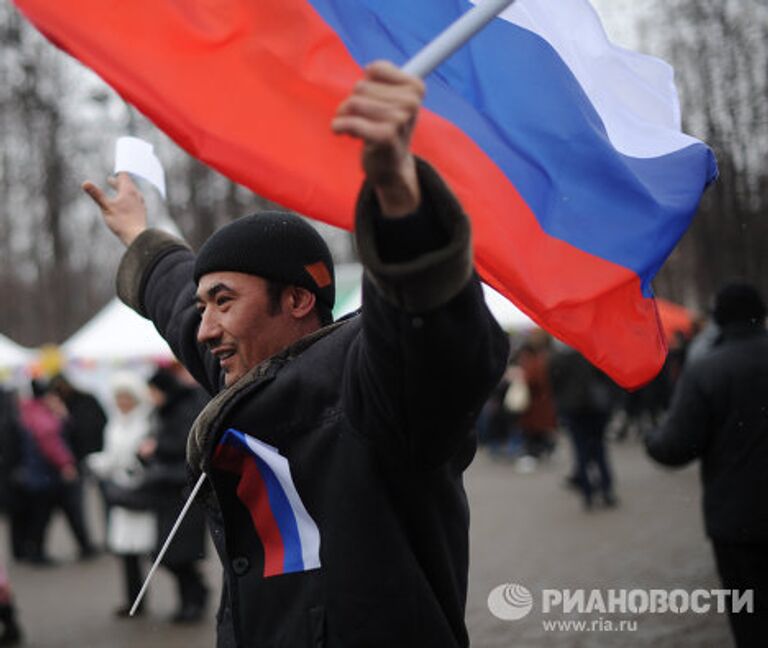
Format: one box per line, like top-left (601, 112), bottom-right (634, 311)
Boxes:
top-left (196, 271), bottom-right (289, 387)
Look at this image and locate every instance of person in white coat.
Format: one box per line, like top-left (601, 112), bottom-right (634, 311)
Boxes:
top-left (88, 371), bottom-right (156, 617)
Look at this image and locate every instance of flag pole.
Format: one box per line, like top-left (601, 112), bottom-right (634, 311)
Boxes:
top-left (129, 472), bottom-right (208, 616)
top-left (402, 0), bottom-right (516, 78)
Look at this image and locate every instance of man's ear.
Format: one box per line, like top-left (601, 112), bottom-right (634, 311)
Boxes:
top-left (284, 286), bottom-right (317, 319)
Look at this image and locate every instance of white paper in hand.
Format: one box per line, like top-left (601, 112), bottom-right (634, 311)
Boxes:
top-left (114, 136), bottom-right (166, 199)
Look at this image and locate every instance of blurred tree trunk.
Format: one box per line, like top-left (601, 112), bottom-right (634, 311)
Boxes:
top-left (651, 0), bottom-right (768, 311)
top-left (1, 5), bottom-right (75, 344)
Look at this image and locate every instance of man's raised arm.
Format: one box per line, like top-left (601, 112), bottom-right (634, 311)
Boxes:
top-left (332, 61), bottom-right (424, 219)
top-left (334, 63), bottom-right (509, 468)
top-left (81, 170), bottom-right (217, 392)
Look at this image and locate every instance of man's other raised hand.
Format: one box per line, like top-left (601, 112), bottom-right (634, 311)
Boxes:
top-left (332, 61), bottom-right (425, 218)
top-left (82, 172), bottom-right (148, 247)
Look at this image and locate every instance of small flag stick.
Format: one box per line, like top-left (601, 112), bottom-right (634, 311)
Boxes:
top-left (130, 472), bottom-right (208, 616)
top-left (401, 0), bottom-right (516, 78)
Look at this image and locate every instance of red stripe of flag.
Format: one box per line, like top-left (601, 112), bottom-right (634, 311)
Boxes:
top-left (214, 444), bottom-right (286, 577)
top-left (411, 114), bottom-right (667, 385)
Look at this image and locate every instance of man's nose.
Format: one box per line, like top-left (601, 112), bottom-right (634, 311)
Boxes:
top-left (197, 308), bottom-right (221, 345)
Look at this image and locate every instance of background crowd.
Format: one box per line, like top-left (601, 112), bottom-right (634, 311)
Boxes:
top-left (0, 279), bottom-right (765, 647)
top-left (0, 362), bottom-right (211, 645)
top-left (476, 280), bottom-right (767, 646)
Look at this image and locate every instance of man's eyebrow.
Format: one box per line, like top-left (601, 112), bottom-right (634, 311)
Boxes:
top-left (196, 282), bottom-right (234, 302)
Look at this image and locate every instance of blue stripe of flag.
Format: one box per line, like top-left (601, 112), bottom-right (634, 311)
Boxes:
top-left (224, 431), bottom-right (305, 574)
top-left (305, 0), bottom-right (717, 294)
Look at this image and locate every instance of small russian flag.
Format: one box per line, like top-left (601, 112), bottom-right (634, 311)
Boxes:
top-left (213, 429), bottom-right (321, 578)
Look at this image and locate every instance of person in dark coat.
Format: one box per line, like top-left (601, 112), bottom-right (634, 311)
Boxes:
top-left (83, 62), bottom-right (509, 648)
top-left (0, 563), bottom-right (22, 646)
top-left (48, 373), bottom-right (105, 559)
top-left (49, 373), bottom-right (107, 461)
top-left (0, 389), bottom-right (21, 519)
top-left (15, 380), bottom-right (78, 564)
top-left (646, 282), bottom-right (768, 648)
top-left (141, 368), bottom-right (209, 623)
top-left (0, 389), bottom-right (25, 564)
top-left (550, 346), bottom-right (618, 510)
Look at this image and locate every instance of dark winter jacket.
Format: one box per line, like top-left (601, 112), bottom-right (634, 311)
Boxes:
top-left (60, 391), bottom-right (107, 461)
top-left (152, 383), bottom-right (206, 474)
top-left (145, 383), bottom-right (209, 565)
top-left (0, 390), bottom-right (22, 507)
top-left (115, 160), bottom-right (509, 647)
top-left (549, 348), bottom-right (616, 418)
top-left (645, 324), bottom-right (768, 543)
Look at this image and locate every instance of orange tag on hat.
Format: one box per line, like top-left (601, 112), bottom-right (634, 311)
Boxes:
top-left (304, 261), bottom-right (332, 288)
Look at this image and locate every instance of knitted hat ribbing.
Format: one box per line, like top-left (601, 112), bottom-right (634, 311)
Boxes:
top-left (193, 211), bottom-right (335, 310)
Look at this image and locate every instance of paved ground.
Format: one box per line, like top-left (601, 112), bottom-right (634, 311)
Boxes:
top-left (1, 437), bottom-right (733, 647)
top-left (465, 439), bottom-right (732, 647)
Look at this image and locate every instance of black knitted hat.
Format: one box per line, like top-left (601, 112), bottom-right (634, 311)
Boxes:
top-left (193, 211), bottom-right (335, 310)
top-left (713, 282), bottom-right (766, 326)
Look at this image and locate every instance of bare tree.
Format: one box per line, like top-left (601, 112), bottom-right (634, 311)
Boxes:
top-left (646, 0), bottom-right (768, 309)
top-left (0, 0), bottom-right (353, 347)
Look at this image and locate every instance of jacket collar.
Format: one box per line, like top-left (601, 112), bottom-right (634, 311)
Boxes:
top-left (186, 318), bottom-right (351, 475)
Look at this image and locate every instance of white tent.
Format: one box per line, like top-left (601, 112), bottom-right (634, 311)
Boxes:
top-left (62, 299), bottom-right (173, 362)
top-left (0, 333), bottom-right (32, 368)
top-left (334, 279), bottom-right (534, 331)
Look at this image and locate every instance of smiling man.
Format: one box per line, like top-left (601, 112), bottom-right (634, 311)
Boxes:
top-left (191, 212), bottom-right (336, 388)
top-left (83, 62), bottom-right (509, 648)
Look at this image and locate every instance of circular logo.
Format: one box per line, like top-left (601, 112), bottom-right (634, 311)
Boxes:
top-left (487, 583), bottom-right (534, 620)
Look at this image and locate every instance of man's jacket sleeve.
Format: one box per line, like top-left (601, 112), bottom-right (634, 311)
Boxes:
top-left (345, 159), bottom-right (510, 470)
top-left (115, 230), bottom-right (220, 395)
top-left (645, 366), bottom-right (709, 467)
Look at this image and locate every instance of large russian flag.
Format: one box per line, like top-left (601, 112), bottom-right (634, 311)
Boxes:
top-left (12, 0), bottom-right (716, 388)
top-left (213, 428), bottom-right (321, 577)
